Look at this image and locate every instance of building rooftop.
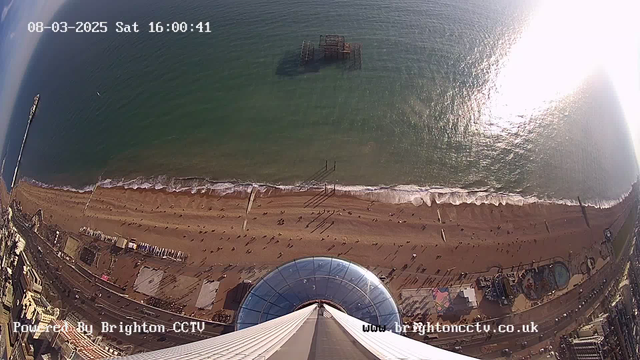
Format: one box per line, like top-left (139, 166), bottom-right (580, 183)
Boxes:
top-left (31, 292), bottom-right (50, 309)
top-left (570, 335), bottom-right (605, 344)
top-left (50, 320), bottom-right (112, 359)
top-left (75, 346), bottom-right (114, 360)
top-left (460, 287), bottom-right (478, 308)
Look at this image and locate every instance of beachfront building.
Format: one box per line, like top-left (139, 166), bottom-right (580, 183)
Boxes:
top-left (565, 335), bottom-right (608, 360)
top-left (578, 315), bottom-right (610, 338)
top-left (562, 296), bottom-right (639, 360)
top-left (10, 251), bottom-right (44, 344)
top-left (15, 252), bottom-right (42, 295)
top-left (606, 298), bottom-right (637, 360)
top-left (17, 291), bottom-right (59, 340)
top-left (9, 336), bottom-right (34, 360)
top-left (45, 320), bottom-right (117, 360)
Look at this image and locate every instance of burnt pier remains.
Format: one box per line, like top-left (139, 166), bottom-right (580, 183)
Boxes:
top-left (300, 35), bottom-right (362, 70)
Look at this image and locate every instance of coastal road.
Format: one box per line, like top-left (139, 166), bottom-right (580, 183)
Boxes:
top-left (12, 213), bottom-right (233, 353)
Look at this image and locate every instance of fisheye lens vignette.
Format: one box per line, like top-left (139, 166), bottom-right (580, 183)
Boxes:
top-left (0, 0), bottom-right (639, 359)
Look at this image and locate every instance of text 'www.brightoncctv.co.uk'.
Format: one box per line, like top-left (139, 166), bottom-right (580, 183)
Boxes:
top-left (362, 321), bottom-right (539, 335)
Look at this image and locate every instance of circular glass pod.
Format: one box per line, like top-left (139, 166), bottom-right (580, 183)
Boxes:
top-left (236, 256), bottom-right (401, 333)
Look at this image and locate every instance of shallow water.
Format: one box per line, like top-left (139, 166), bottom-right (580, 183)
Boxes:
top-left (3, 0), bottom-right (637, 204)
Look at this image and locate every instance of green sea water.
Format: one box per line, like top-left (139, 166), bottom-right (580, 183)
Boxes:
top-left (3, 0), bottom-right (638, 204)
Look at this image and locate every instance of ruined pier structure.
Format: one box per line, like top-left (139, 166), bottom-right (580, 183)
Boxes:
top-left (300, 35), bottom-right (362, 69)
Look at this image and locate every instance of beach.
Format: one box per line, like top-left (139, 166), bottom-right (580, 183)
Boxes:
top-left (12, 180), bottom-right (635, 308)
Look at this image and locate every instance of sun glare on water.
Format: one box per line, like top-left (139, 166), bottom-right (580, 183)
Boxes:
top-left (481, 0), bottom-right (640, 138)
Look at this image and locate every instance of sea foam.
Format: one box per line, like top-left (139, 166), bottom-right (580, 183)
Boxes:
top-left (22, 176), bottom-right (631, 209)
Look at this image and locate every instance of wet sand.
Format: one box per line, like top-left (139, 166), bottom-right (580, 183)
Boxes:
top-left (11, 181), bottom-right (636, 318)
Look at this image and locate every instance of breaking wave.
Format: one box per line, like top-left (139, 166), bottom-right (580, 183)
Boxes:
top-left (22, 176), bottom-right (632, 209)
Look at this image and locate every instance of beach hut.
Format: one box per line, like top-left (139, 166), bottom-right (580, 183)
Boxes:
top-left (115, 238), bottom-right (128, 249)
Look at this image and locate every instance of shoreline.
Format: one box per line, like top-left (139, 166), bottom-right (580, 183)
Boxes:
top-left (22, 176), bottom-right (634, 209)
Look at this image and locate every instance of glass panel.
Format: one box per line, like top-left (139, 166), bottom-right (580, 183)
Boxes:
top-left (379, 314), bottom-right (402, 330)
top-left (295, 258), bottom-right (315, 278)
top-left (265, 313), bottom-right (280, 321)
top-left (349, 303), bottom-right (376, 320)
top-left (277, 285), bottom-right (302, 306)
top-left (305, 276), bottom-right (318, 299)
top-left (328, 259), bottom-right (349, 279)
top-left (236, 307), bottom-right (261, 324)
top-left (314, 276), bottom-right (330, 300)
top-left (354, 274), bottom-right (377, 296)
top-left (342, 265), bottom-right (365, 287)
top-left (265, 269), bottom-right (291, 293)
top-left (367, 275), bottom-right (384, 288)
top-left (236, 323), bottom-right (257, 331)
top-left (374, 298), bottom-right (397, 317)
top-left (286, 278), bottom-right (311, 304)
top-left (249, 280), bottom-right (276, 301)
top-left (341, 287), bottom-right (366, 310)
top-left (269, 292), bottom-right (296, 311)
top-left (366, 285), bottom-right (389, 305)
top-left (346, 293), bottom-right (376, 311)
top-left (324, 278), bottom-right (345, 301)
top-left (242, 293), bottom-right (268, 313)
top-left (277, 261), bottom-right (300, 280)
top-left (259, 311), bottom-right (271, 322)
top-left (314, 258), bottom-right (331, 276)
top-left (263, 301), bottom-right (289, 316)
